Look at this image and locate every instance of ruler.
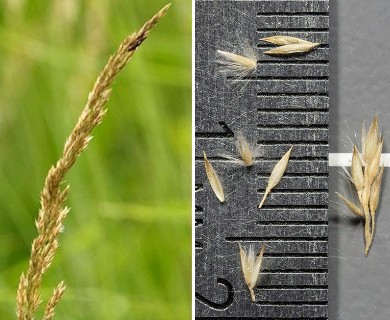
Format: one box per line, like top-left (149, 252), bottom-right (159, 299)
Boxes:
top-left (195, 1), bottom-right (329, 318)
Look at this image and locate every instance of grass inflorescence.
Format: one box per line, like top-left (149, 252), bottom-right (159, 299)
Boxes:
top-left (15, 5), bottom-right (170, 319)
top-left (337, 115), bottom-right (384, 256)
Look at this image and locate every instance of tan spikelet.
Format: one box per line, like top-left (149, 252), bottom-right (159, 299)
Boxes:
top-left (217, 50), bottom-right (257, 69)
top-left (366, 139), bottom-right (383, 186)
top-left (216, 50), bottom-right (257, 76)
top-left (239, 244), bottom-right (265, 302)
top-left (361, 188), bottom-right (371, 256)
top-left (264, 42), bottom-right (320, 55)
top-left (260, 35), bottom-right (312, 45)
top-left (368, 165), bottom-right (384, 248)
top-left (351, 146), bottom-right (364, 197)
top-left (370, 165), bottom-right (384, 214)
top-left (15, 5), bottom-right (170, 320)
top-left (337, 115), bottom-right (384, 256)
top-left (236, 132), bottom-right (254, 166)
top-left (203, 151), bottom-right (225, 203)
top-left (42, 282), bottom-right (66, 320)
top-left (361, 121), bottom-right (367, 162)
top-left (259, 146), bottom-right (293, 208)
top-left (335, 192), bottom-right (363, 217)
top-left (239, 244), bottom-right (250, 286)
top-left (363, 114), bottom-right (379, 164)
top-left (220, 131), bottom-right (259, 166)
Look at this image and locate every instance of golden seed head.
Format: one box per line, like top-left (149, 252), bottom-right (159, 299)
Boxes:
top-left (16, 5), bottom-right (170, 318)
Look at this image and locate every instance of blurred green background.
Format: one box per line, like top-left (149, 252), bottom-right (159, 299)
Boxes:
top-left (0, 0), bottom-right (191, 319)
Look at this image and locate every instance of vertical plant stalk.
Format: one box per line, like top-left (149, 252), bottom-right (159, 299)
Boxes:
top-left (16, 4), bottom-right (170, 320)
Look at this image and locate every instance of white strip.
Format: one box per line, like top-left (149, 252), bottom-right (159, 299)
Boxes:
top-left (329, 153), bottom-right (390, 167)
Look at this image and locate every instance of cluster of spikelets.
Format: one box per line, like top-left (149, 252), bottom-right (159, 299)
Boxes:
top-left (205, 36), bottom-right (318, 303)
top-left (215, 35), bottom-right (320, 79)
top-left (239, 244), bottom-right (266, 302)
top-left (203, 132), bottom-right (292, 302)
top-left (15, 5), bottom-right (170, 320)
top-left (336, 115), bottom-right (384, 256)
top-left (203, 132), bottom-right (292, 207)
top-left (261, 35), bottom-right (320, 55)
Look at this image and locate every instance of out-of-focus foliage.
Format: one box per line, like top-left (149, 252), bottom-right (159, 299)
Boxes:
top-left (0, 1), bottom-right (191, 319)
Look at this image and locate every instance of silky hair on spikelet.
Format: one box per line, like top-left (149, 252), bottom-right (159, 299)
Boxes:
top-left (215, 38), bottom-right (258, 84)
top-left (220, 131), bottom-right (262, 167)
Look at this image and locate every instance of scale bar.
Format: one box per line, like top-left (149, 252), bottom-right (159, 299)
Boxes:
top-left (329, 153), bottom-right (390, 167)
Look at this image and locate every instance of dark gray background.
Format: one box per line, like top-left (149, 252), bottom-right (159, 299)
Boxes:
top-left (195, 1), bottom-right (329, 318)
top-left (329, 1), bottom-right (390, 319)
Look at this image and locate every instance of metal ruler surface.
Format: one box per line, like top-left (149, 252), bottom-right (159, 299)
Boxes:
top-left (195, 0), bottom-right (329, 318)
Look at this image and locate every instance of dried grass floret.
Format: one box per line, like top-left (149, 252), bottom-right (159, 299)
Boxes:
top-left (15, 4), bottom-right (170, 320)
top-left (335, 192), bottom-right (363, 218)
top-left (260, 36), bottom-right (319, 55)
top-left (203, 151), bottom-right (225, 203)
top-left (239, 244), bottom-right (265, 302)
top-left (264, 43), bottom-right (320, 55)
top-left (337, 115), bottom-right (384, 256)
top-left (259, 146), bottom-right (293, 208)
top-left (260, 35), bottom-right (312, 45)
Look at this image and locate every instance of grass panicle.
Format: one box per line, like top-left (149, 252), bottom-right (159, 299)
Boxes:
top-left (15, 4), bottom-right (170, 320)
top-left (336, 115), bottom-right (384, 256)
